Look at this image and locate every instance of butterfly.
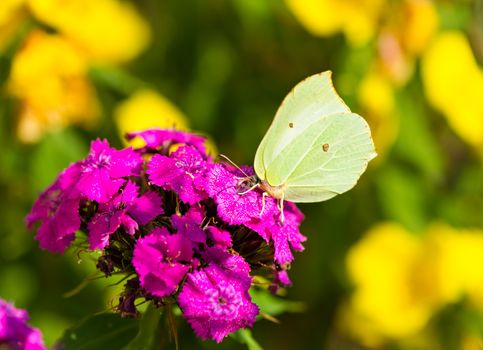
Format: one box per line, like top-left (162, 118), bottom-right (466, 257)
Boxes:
top-left (243, 71), bottom-right (376, 220)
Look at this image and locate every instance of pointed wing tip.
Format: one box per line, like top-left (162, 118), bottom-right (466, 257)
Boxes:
top-left (306, 70), bottom-right (333, 82)
top-left (370, 150), bottom-right (378, 160)
top-left (314, 70), bottom-right (332, 76)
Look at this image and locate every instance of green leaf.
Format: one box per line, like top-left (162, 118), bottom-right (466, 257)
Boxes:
top-left (0, 19), bottom-right (34, 86)
top-left (394, 88), bottom-right (444, 182)
top-left (249, 288), bottom-right (306, 317)
top-left (59, 313), bottom-right (139, 350)
top-left (123, 303), bottom-right (162, 350)
top-left (30, 129), bottom-right (87, 193)
top-left (230, 329), bottom-right (264, 350)
top-left (89, 66), bottom-right (148, 96)
top-left (438, 164), bottom-right (483, 228)
top-left (437, 2), bottom-right (472, 30)
top-left (376, 164), bottom-right (429, 232)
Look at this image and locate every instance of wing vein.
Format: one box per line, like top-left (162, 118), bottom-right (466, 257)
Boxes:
top-left (278, 116), bottom-right (338, 183)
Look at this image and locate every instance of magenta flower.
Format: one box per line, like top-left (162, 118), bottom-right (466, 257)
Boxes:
top-left (133, 227), bottom-right (193, 297)
top-left (0, 299), bottom-right (45, 350)
top-left (206, 226), bottom-right (232, 248)
top-left (206, 164), bottom-right (277, 230)
top-left (270, 202), bottom-right (306, 265)
top-left (207, 164), bottom-right (306, 264)
top-left (77, 139), bottom-right (143, 203)
top-left (247, 202), bottom-right (306, 265)
top-left (27, 128), bottom-right (309, 343)
top-left (88, 181), bottom-right (163, 250)
top-left (171, 205), bottom-right (207, 244)
top-left (202, 247), bottom-right (250, 275)
top-left (274, 269), bottom-right (292, 286)
top-left (178, 262), bottom-right (258, 343)
top-left (126, 129), bottom-right (207, 155)
top-left (147, 145), bottom-right (210, 204)
top-left (128, 190), bottom-right (165, 226)
top-left (270, 269), bottom-right (293, 293)
top-left (26, 167), bottom-right (81, 253)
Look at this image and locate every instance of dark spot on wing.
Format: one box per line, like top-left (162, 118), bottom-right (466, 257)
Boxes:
top-left (322, 143), bottom-right (329, 152)
top-left (288, 122), bottom-right (293, 128)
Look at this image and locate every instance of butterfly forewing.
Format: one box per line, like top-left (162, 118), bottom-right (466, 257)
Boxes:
top-left (254, 71), bottom-right (376, 203)
top-left (263, 113), bottom-right (341, 186)
top-left (254, 71), bottom-right (350, 182)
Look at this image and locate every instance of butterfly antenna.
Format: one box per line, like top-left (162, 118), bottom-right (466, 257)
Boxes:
top-left (217, 154), bottom-right (249, 177)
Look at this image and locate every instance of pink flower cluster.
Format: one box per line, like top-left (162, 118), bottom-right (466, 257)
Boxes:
top-left (27, 129), bottom-right (306, 342)
top-left (0, 299), bottom-right (45, 350)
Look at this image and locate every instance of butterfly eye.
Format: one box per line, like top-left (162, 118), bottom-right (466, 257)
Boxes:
top-left (237, 175), bottom-right (258, 194)
top-left (288, 122), bottom-right (294, 128)
top-left (322, 143), bottom-right (329, 152)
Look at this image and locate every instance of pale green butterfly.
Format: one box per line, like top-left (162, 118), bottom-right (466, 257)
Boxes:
top-left (243, 71), bottom-right (376, 219)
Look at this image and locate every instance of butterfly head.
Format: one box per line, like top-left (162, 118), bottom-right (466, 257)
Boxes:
top-left (236, 174), bottom-right (260, 195)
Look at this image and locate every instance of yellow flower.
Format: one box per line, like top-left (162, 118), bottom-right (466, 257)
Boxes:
top-left (423, 224), bottom-right (483, 310)
top-left (343, 221), bottom-right (483, 344)
top-left (0, 0), bottom-right (24, 26)
top-left (27, 0), bottom-right (151, 64)
top-left (0, 0), bottom-right (26, 51)
top-left (422, 31), bottom-right (483, 153)
top-left (114, 89), bottom-right (219, 155)
top-left (8, 30), bottom-right (98, 142)
top-left (400, 0), bottom-right (438, 56)
top-left (336, 301), bottom-right (387, 347)
top-left (346, 223), bottom-right (435, 338)
top-left (462, 335), bottom-right (483, 350)
top-left (115, 89), bottom-right (188, 146)
top-left (285, 0), bottom-right (385, 46)
top-left (357, 69), bottom-right (398, 158)
top-left (376, 0), bottom-right (438, 85)
top-left (337, 301), bottom-right (441, 349)
top-left (377, 30), bottom-right (413, 85)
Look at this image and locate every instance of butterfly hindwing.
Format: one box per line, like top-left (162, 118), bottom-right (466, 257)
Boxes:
top-left (282, 113), bottom-right (376, 202)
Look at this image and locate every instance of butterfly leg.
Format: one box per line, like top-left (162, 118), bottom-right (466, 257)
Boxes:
top-left (278, 195), bottom-right (285, 223)
top-left (259, 192), bottom-right (268, 217)
top-left (238, 183), bottom-right (259, 195)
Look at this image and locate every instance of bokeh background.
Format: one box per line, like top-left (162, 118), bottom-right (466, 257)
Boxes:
top-left (1, 0), bottom-right (482, 349)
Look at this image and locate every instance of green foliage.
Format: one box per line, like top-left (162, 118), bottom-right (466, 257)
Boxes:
top-left (123, 303), bottom-right (163, 350)
top-left (60, 313), bottom-right (139, 350)
top-left (230, 329), bottom-right (264, 350)
top-left (376, 164), bottom-right (429, 232)
top-left (31, 130), bottom-right (88, 192)
top-left (393, 87), bottom-right (444, 182)
top-left (250, 288), bottom-right (305, 317)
